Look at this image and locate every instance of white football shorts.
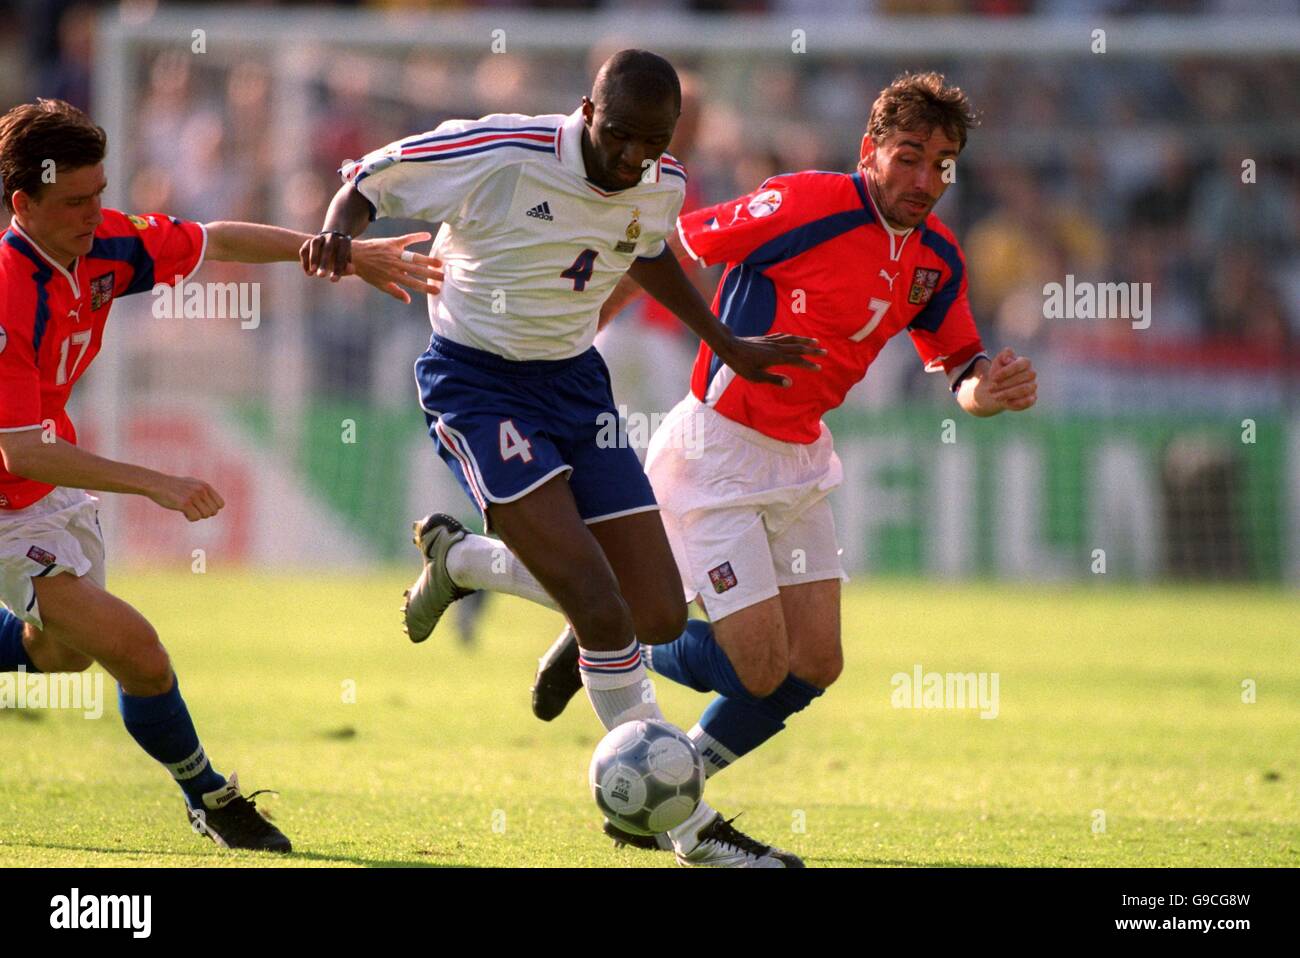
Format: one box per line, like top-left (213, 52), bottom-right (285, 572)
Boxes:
top-left (0, 487), bottom-right (106, 629)
top-left (645, 395), bottom-right (847, 622)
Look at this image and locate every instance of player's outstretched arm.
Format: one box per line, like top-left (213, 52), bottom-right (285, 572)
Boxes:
top-left (626, 248), bottom-right (825, 387)
top-left (299, 183), bottom-right (373, 282)
top-left (0, 430), bottom-right (222, 522)
top-left (204, 217), bottom-right (442, 303)
top-left (956, 347), bottom-right (1038, 417)
top-left (204, 221), bottom-right (315, 264)
top-left (346, 232), bottom-right (443, 305)
top-left (295, 185), bottom-right (442, 302)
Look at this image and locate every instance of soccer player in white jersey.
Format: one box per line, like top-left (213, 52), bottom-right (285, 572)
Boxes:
top-left (364, 71), bottom-right (1042, 866)
top-left (301, 51), bottom-right (821, 866)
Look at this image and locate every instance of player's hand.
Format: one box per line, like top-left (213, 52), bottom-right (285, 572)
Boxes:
top-left (717, 333), bottom-right (826, 388)
top-left (147, 475), bottom-right (225, 522)
top-left (350, 232), bottom-right (443, 304)
top-left (300, 229), bottom-right (353, 283)
top-left (976, 347), bottom-right (1037, 412)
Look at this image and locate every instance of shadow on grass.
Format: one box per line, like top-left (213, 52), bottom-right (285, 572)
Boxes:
top-left (812, 856), bottom-right (1006, 867)
top-left (290, 850), bottom-right (463, 868)
top-left (11, 842), bottom-right (460, 868)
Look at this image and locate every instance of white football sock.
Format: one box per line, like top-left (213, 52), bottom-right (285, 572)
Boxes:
top-left (445, 534), bottom-right (558, 610)
top-left (577, 641), bottom-right (667, 730)
top-left (667, 798), bottom-right (717, 848)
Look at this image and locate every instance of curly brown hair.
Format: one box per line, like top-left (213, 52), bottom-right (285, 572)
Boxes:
top-left (0, 98), bottom-right (106, 213)
top-left (866, 71), bottom-right (979, 153)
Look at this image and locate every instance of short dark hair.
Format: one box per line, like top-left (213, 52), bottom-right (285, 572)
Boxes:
top-left (592, 49), bottom-right (681, 113)
top-left (867, 71), bottom-right (978, 153)
top-left (0, 98), bottom-right (107, 213)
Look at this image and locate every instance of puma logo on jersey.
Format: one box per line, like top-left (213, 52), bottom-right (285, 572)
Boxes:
top-left (525, 201), bottom-right (554, 222)
top-left (879, 269), bottom-right (898, 290)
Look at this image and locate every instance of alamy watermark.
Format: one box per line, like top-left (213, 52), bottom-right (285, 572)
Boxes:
top-left (50, 888), bottom-right (151, 938)
top-left (596, 405), bottom-right (703, 459)
top-left (1, 666), bottom-right (104, 719)
top-left (152, 276), bottom-right (261, 329)
top-left (891, 663), bottom-right (999, 719)
top-left (1043, 274), bottom-right (1150, 330)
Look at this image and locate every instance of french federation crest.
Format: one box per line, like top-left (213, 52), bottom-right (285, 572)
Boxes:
top-left (90, 272), bottom-right (115, 311)
top-left (908, 267), bottom-right (942, 306)
top-left (615, 208), bottom-right (642, 253)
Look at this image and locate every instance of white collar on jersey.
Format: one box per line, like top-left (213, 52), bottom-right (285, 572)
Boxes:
top-left (9, 218), bottom-right (82, 298)
top-left (861, 175), bottom-right (916, 262)
top-left (556, 107), bottom-right (662, 192)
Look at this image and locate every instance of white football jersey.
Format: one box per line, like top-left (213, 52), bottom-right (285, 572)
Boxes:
top-left (342, 109), bottom-right (688, 361)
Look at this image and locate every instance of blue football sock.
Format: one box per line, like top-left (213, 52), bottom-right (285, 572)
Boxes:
top-left (0, 610), bottom-right (38, 672)
top-left (644, 619), bottom-right (748, 698)
top-left (694, 674), bottom-right (824, 776)
top-left (118, 677), bottom-right (227, 807)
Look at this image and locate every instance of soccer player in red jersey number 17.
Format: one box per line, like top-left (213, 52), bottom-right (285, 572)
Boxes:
top-left (0, 99), bottom-right (441, 852)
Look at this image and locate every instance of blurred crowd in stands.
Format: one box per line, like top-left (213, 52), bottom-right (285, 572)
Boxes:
top-left (3, 0), bottom-right (1298, 414)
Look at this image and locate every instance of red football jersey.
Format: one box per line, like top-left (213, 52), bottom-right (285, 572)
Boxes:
top-left (679, 171), bottom-right (986, 443)
top-left (0, 210), bottom-right (205, 509)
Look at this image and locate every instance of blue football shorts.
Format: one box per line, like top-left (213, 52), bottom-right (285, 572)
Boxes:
top-left (414, 335), bottom-right (659, 526)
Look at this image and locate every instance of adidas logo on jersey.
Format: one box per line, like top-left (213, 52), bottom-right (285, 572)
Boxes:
top-left (525, 201), bottom-right (554, 222)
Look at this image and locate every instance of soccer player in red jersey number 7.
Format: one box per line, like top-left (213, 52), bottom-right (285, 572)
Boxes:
top-left (0, 99), bottom-right (441, 852)
top-left (417, 72), bottom-right (1039, 862)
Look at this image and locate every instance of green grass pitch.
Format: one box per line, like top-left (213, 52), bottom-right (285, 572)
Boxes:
top-left (2, 572), bottom-right (1296, 867)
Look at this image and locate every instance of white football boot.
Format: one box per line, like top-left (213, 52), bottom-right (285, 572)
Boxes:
top-left (403, 514), bottom-right (476, 643)
top-left (670, 804), bottom-right (805, 868)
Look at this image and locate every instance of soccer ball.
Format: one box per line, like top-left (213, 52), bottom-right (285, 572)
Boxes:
top-left (589, 719), bottom-right (706, 836)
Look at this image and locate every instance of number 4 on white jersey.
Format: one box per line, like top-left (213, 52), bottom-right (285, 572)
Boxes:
top-left (499, 419), bottom-right (534, 463)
